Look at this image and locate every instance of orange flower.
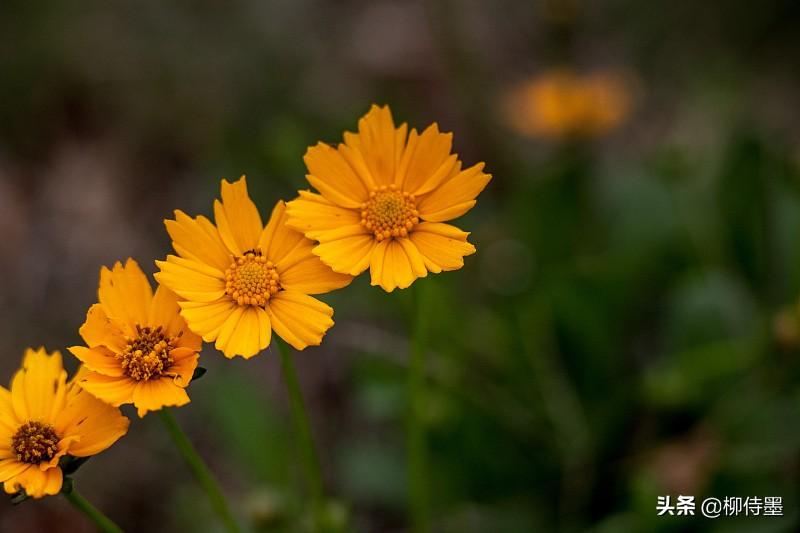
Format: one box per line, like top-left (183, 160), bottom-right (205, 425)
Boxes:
top-left (505, 68), bottom-right (632, 138)
top-left (0, 349), bottom-right (128, 498)
top-left (155, 177), bottom-right (352, 357)
top-left (286, 105), bottom-right (491, 292)
top-left (69, 259), bottom-right (201, 417)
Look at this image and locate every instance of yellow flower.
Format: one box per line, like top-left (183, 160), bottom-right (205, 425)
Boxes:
top-left (0, 349), bottom-right (129, 498)
top-left (505, 68), bottom-right (632, 138)
top-left (285, 105), bottom-right (491, 292)
top-left (155, 177), bottom-right (352, 358)
top-left (69, 259), bottom-right (202, 417)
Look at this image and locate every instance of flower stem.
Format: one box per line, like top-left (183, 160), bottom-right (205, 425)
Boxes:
top-left (407, 282), bottom-right (430, 533)
top-left (63, 488), bottom-right (124, 533)
top-left (158, 408), bottom-right (240, 533)
top-left (275, 338), bottom-right (326, 530)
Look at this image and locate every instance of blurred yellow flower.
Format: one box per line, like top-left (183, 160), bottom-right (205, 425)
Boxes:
top-left (505, 68), bottom-right (632, 139)
top-left (0, 349), bottom-right (129, 498)
top-left (155, 177), bottom-right (351, 357)
top-left (286, 105), bottom-right (491, 292)
top-left (69, 259), bottom-right (201, 417)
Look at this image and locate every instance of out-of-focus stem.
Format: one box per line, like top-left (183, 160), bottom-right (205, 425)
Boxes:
top-left (408, 282), bottom-right (430, 533)
top-left (276, 337), bottom-right (326, 531)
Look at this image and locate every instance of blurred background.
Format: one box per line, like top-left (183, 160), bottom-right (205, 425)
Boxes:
top-left (2, 0), bottom-right (800, 531)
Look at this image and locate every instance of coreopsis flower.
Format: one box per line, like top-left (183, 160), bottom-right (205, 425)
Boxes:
top-left (155, 177), bottom-right (351, 358)
top-left (285, 105), bottom-right (491, 292)
top-left (0, 349), bottom-right (129, 498)
top-left (69, 259), bottom-right (201, 417)
top-left (505, 68), bottom-right (632, 139)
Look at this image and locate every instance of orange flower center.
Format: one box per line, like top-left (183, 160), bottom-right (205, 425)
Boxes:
top-left (360, 185), bottom-right (419, 241)
top-left (225, 249), bottom-right (281, 307)
top-left (12, 421), bottom-right (59, 464)
top-left (120, 325), bottom-right (176, 381)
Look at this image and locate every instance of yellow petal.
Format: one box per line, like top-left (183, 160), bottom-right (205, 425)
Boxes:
top-left (304, 142), bottom-right (370, 208)
top-left (213, 306), bottom-right (246, 358)
top-left (397, 124), bottom-right (458, 196)
top-left (10, 349), bottom-right (68, 425)
top-left (397, 237), bottom-right (428, 278)
top-left (165, 210), bottom-right (233, 272)
top-left (98, 259), bottom-right (154, 327)
top-left (267, 291), bottom-right (334, 350)
top-left (409, 222), bottom-right (476, 273)
top-left (55, 382), bottom-right (129, 457)
top-left (285, 191), bottom-right (363, 241)
top-left (369, 238), bottom-right (421, 292)
top-left (343, 105), bottom-right (401, 188)
top-left (213, 176), bottom-right (263, 255)
top-left (78, 304), bottom-right (127, 353)
top-left (280, 253), bottom-right (353, 295)
top-left (154, 255), bottom-right (226, 303)
top-left (148, 284), bottom-right (185, 337)
top-left (312, 234), bottom-right (376, 276)
top-left (78, 373), bottom-right (137, 407)
top-left (133, 378), bottom-right (190, 418)
top-left (4, 464), bottom-right (61, 498)
top-left (169, 349), bottom-right (199, 388)
top-left (0, 388), bottom-right (19, 438)
top-left (214, 306), bottom-right (269, 359)
top-left (179, 299), bottom-right (237, 342)
top-left (416, 162), bottom-right (491, 222)
top-left (258, 200), bottom-right (306, 265)
top-left (67, 346), bottom-right (124, 377)
top-left (0, 460), bottom-right (30, 483)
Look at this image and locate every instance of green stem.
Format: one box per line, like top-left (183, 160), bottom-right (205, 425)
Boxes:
top-left (275, 338), bottom-right (326, 530)
top-left (64, 488), bottom-right (124, 533)
top-left (158, 408), bottom-right (240, 533)
top-left (407, 282), bottom-right (430, 533)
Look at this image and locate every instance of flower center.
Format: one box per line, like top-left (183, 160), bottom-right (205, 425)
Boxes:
top-left (12, 421), bottom-right (60, 464)
top-left (360, 185), bottom-right (419, 241)
top-left (225, 249), bottom-right (281, 307)
top-left (120, 325), bottom-right (177, 381)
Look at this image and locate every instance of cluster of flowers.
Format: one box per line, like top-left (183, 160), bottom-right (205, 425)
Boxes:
top-left (0, 105), bottom-right (490, 503)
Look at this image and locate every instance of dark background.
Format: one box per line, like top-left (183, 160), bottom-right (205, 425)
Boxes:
top-left (2, 1), bottom-right (800, 531)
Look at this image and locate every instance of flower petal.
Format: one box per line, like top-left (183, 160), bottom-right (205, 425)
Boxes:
top-left (212, 306), bottom-right (268, 359)
top-left (409, 222), bottom-right (476, 273)
top-left (397, 124), bottom-right (458, 196)
top-left (4, 464), bottom-right (60, 498)
top-left (416, 162), bottom-right (491, 222)
top-left (78, 304), bottom-right (127, 353)
top-left (0, 460), bottom-right (30, 483)
top-left (267, 291), bottom-right (334, 350)
top-left (343, 105), bottom-right (401, 188)
top-left (78, 373), bottom-right (137, 408)
top-left (98, 259), bottom-right (154, 327)
top-left (55, 378), bottom-right (129, 456)
top-left (169, 349), bottom-right (199, 388)
top-left (10, 349), bottom-right (68, 425)
top-left (165, 210), bottom-right (232, 272)
top-left (179, 299), bottom-right (237, 342)
top-left (148, 284), bottom-right (190, 339)
top-left (304, 142), bottom-right (370, 208)
top-left (280, 254), bottom-right (353, 295)
top-left (0, 388), bottom-right (19, 438)
top-left (312, 234), bottom-right (376, 276)
top-left (285, 191), bottom-right (365, 242)
top-left (258, 200), bottom-right (306, 266)
top-left (369, 238), bottom-right (423, 292)
top-left (67, 346), bottom-right (124, 377)
top-left (133, 378), bottom-right (190, 418)
top-left (154, 255), bottom-right (226, 303)
top-left (213, 176), bottom-right (263, 255)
